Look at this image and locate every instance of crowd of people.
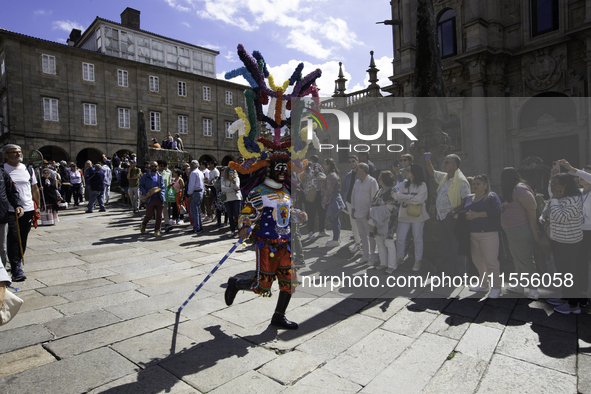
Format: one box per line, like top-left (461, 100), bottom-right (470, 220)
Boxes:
top-left (2, 142), bottom-right (590, 317)
top-left (293, 152), bottom-right (590, 314)
top-left (150, 132), bottom-right (185, 151)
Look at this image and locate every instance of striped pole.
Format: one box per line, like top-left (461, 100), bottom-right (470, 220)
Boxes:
top-left (177, 227), bottom-right (253, 313)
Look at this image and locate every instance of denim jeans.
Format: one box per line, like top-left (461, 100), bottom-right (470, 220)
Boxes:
top-left (87, 190), bottom-right (105, 212)
top-left (225, 200), bottom-right (241, 232)
top-left (190, 191), bottom-right (203, 231)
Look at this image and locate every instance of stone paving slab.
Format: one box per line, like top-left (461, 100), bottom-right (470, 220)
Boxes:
top-left (35, 278), bottom-right (114, 296)
top-left (33, 268), bottom-right (119, 287)
top-left (0, 347), bottom-right (138, 394)
top-left (495, 320), bottom-right (577, 374)
top-left (111, 327), bottom-right (197, 368)
top-left (361, 332), bottom-right (458, 393)
top-left (422, 353), bottom-right (488, 394)
top-left (473, 303), bottom-right (513, 330)
top-left (476, 353), bottom-right (577, 393)
top-left (19, 294), bottom-right (69, 313)
top-left (381, 306), bottom-right (438, 338)
top-left (0, 345), bottom-right (55, 379)
top-left (160, 335), bottom-right (277, 393)
top-left (106, 261), bottom-right (194, 283)
top-left (455, 323), bottom-right (503, 362)
top-left (425, 313), bottom-right (473, 340)
top-left (0, 307), bottom-right (64, 332)
top-left (324, 328), bottom-right (414, 386)
top-left (282, 368), bottom-right (362, 393)
top-left (87, 365), bottom-right (198, 394)
top-left (104, 290), bottom-right (189, 320)
top-left (0, 324), bottom-right (54, 353)
top-left (44, 311), bottom-right (180, 359)
top-left (296, 313), bottom-right (383, 360)
top-left (43, 309), bottom-right (122, 338)
top-left (510, 299), bottom-right (577, 333)
top-left (210, 370), bottom-right (285, 394)
top-left (23, 257), bottom-right (87, 273)
top-left (578, 354), bottom-right (591, 394)
top-left (258, 350), bottom-right (325, 386)
top-left (54, 289), bottom-right (148, 316)
top-left (60, 281), bottom-right (139, 302)
top-left (359, 296), bottom-right (411, 321)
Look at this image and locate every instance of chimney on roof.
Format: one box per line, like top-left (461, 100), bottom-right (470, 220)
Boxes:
top-left (67, 29), bottom-right (82, 46)
top-left (121, 7), bottom-right (140, 29)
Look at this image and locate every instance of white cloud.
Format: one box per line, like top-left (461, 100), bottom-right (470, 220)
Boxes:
top-left (322, 17), bottom-right (362, 49)
top-left (165, 0), bottom-right (191, 12)
top-left (182, 22), bottom-right (191, 28)
top-left (196, 0), bottom-right (258, 31)
top-left (34, 10), bottom-right (52, 16)
top-left (200, 43), bottom-right (221, 51)
top-left (56, 38), bottom-right (67, 44)
top-left (286, 31), bottom-right (331, 60)
top-left (224, 50), bottom-right (237, 62)
top-left (52, 20), bottom-right (84, 32)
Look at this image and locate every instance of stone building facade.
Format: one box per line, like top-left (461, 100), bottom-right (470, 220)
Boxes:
top-left (321, 0), bottom-right (591, 190)
top-left (0, 8), bottom-right (246, 167)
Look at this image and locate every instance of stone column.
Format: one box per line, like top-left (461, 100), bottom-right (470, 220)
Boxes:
top-left (468, 55), bottom-right (489, 176)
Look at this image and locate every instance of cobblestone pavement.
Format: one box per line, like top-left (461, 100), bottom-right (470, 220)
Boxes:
top-left (0, 200), bottom-right (589, 393)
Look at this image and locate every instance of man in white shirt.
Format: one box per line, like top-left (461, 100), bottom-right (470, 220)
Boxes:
top-left (187, 160), bottom-right (204, 233)
top-left (2, 144), bottom-right (41, 282)
top-left (200, 162), bottom-right (211, 220)
top-left (351, 163), bottom-right (379, 265)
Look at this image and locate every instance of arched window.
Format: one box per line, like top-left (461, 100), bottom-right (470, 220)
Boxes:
top-left (437, 9), bottom-right (457, 59)
top-left (531, 0), bottom-right (559, 37)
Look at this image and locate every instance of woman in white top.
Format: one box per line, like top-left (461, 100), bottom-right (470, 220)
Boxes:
top-left (68, 163), bottom-right (83, 206)
top-left (221, 167), bottom-right (242, 237)
top-left (396, 164), bottom-right (430, 272)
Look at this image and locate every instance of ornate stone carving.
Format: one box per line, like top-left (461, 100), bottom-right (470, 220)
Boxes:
top-left (523, 48), bottom-right (563, 91)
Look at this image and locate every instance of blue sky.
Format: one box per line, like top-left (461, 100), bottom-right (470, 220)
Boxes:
top-left (1, 0), bottom-right (396, 94)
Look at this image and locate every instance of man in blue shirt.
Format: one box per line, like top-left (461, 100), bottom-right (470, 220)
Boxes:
top-left (85, 164), bottom-right (106, 213)
top-left (186, 160), bottom-right (204, 233)
top-left (139, 161), bottom-right (165, 237)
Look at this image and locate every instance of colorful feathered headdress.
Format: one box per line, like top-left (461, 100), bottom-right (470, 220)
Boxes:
top-left (225, 44), bottom-right (322, 174)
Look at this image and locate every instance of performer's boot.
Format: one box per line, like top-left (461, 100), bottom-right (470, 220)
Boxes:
top-left (11, 260), bottom-right (26, 282)
top-left (271, 291), bottom-right (298, 329)
top-left (224, 277), bottom-right (251, 306)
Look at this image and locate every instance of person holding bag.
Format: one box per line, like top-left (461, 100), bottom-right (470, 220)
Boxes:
top-left (396, 164), bottom-right (429, 272)
top-left (369, 171), bottom-right (398, 273)
top-left (321, 158), bottom-right (345, 248)
top-left (301, 156), bottom-right (328, 240)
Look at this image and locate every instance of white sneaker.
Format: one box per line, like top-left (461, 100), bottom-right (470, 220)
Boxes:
top-left (554, 303), bottom-right (581, 314)
top-left (412, 260), bottom-right (422, 272)
top-left (487, 289), bottom-right (502, 299)
top-left (177, 219), bottom-right (184, 225)
top-left (527, 289), bottom-right (539, 300)
top-left (325, 240), bottom-right (340, 248)
top-left (318, 232), bottom-right (330, 238)
top-left (506, 285), bottom-right (524, 294)
top-left (308, 232), bottom-right (318, 240)
top-left (349, 244), bottom-right (361, 253)
top-left (385, 267), bottom-right (397, 274)
top-left (357, 257), bottom-right (370, 264)
top-left (169, 219), bottom-right (176, 226)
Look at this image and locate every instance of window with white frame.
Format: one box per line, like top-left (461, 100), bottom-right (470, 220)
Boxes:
top-left (225, 91), bottom-right (233, 105)
top-left (225, 121), bottom-right (233, 139)
top-left (118, 108), bottom-right (130, 128)
top-left (150, 112), bottom-right (161, 131)
top-left (83, 103), bottom-right (97, 125)
top-left (1, 52), bottom-right (4, 75)
top-left (178, 81), bottom-right (187, 97)
top-left (203, 86), bottom-right (211, 101)
top-left (42, 54), bottom-right (56, 74)
top-left (117, 69), bottom-right (128, 87)
top-left (82, 63), bottom-right (95, 82)
top-left (203, 118), bottom-right (212, 136)
top-left (43, 98), bottom-right (58, 121)
top-left (149, 75), bottom-right (159, 92)
top-left (178, 115), bottom-right (188, 134)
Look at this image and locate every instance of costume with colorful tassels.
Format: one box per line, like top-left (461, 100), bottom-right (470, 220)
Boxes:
top-left (223, 44), bottom-right (322, 330)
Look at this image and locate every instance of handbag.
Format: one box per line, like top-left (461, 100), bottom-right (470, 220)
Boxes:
top-left (305, 188), bottom-right (317, 202)
top-left (165, 187), bottom-right (177, 203)
top-left (179, 204), bottom-right (187, 215)
top-left (1, 289), bottom-right (24, 326)
top-left (221, 193), bottom-right (227, 202)
top-left (407, 203), bottom-right (422, 217)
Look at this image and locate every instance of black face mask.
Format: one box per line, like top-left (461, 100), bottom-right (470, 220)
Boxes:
top-left (269, 161), bottom-right (288, 183)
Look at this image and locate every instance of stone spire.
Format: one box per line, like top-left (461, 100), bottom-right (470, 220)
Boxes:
top-left (332, 62), bottom-right (348, 97)
top-left (366, 51), bottom-right (382, 97)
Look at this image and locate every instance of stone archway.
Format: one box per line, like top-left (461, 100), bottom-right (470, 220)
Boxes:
top-left (198, 154), bottom-right (216, 165)
top-left (76, 148), bottom-right (103, 169)
top-left (38, 145), bottom-right (70, 163)
top-left (221, 155), bottom-right (234, 166)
